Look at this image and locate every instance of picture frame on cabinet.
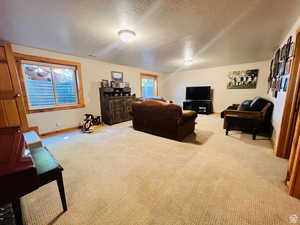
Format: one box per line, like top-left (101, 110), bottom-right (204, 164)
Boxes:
top-left (101, 79), bottom-right (109, 88)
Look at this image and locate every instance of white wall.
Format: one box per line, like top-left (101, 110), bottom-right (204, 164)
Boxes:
top-left (12, 44), bottom-right (165, 134)
top-left (160, 60), bottom-right (269, 112)
top-left (268, 16), bottom-right (300, 147)
top-left (160, 14), bottom-right (300, 149)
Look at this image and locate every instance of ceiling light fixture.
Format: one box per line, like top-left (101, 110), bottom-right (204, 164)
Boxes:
top-left (118, 29), bottom-right (136, 42)
top-left (184, 58), bottom-right (193, 66)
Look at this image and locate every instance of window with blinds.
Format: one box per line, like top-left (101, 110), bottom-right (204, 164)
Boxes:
top-left (21, 60), bottom-right (79, 109)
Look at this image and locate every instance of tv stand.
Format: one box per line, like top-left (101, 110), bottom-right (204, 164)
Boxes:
top-left (183, 100), bottom-right (213, 114)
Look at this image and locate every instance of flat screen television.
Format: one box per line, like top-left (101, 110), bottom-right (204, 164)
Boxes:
top-left (186, 86), bottom-right (211, 100)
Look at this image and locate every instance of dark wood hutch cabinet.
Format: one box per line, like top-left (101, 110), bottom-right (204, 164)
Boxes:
top-left (99, 87), bottom-right (135, 125)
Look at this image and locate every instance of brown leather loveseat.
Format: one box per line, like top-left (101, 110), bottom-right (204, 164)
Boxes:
top-left (131, 100), bottom-right (197, 141)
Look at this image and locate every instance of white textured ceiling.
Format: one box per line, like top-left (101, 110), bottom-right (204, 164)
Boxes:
top-left (1, 0), bottom-right (300, 72)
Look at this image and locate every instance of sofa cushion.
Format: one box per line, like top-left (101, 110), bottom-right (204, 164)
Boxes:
top-left (237, 100), bottom-right (252, 111)
top-left (132, 100), bottom-right (182, 118)
top-left (250, 97), bottom-right (270, 111)
top-left (138, 96), bottom-right (168, 102)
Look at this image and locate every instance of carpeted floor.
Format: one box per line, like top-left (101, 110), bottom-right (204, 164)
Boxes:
top-left (22, 115), bottom-right (300, 225)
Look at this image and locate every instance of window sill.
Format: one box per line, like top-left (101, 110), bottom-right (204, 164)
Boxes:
top-left (27, 104), bottom-right (85, 114)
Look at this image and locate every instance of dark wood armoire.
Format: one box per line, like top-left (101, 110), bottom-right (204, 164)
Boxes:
top-left (99, 87), bottom-right (135, 125)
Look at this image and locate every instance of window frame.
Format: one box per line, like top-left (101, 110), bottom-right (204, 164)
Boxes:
top-left (140, 73), bottom-right (158, 97)
top-left (14, 53), bottom-right (85, 113)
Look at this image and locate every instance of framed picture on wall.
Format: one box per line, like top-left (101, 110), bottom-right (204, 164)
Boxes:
top-left (285, 59), bottom-right (292, 75)
top-left (227, 69), bottom-right (259, 89)
top-left (278, 62), bottom-right (285, 76)
top-left (289, 42), bottom-right (295, 58)
top-left (111, 71), bottom-right (123, 81)
top-left (283, 77), bottom-right (289, 92)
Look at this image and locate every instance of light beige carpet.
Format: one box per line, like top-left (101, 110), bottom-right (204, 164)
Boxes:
top-left (22, 115), bottom-right (300, 225)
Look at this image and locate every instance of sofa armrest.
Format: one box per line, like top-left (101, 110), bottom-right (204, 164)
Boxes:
top-left (182, 110), bottom-right (197, 120)
top-left (221, 104), bottom-right (239, 118)
top-left (178, 110), bottom-right (197, 125)
top-left (223, 110), bottom-right (263, 120)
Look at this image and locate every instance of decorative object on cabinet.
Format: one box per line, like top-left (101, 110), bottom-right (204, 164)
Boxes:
top-left (101, 79), bottom-right (109, 88)
top-left (110, 81), bottom-right (129, 88)
top-left (111, 71), bottom-right (123, 81)
top-left (110, 80), bottom-right (116, 88)
top-left (118, 82), bottom-right (126, 88)
top-left (99, 87), bottom-right (135, 125)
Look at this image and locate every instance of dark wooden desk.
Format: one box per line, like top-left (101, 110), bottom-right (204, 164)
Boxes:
top-left (0, 127), bottom-right (67, 225)
top-left (12, 147), bottom-right (67, 225)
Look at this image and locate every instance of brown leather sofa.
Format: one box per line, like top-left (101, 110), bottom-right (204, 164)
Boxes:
top-left (131, 100), bottom-right (197, 141)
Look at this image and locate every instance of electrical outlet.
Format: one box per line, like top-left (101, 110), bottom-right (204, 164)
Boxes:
top-left (56, 122), bottom-right (61, 127)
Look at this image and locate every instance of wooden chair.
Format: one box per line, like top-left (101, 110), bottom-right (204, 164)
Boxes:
top-left (12, 147), bottom-right (67, 225)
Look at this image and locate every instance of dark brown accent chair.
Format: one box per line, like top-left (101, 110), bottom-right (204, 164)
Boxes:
top-left (131, 100), bottom-right (197, 141)
top-left (222, 97), bottom-right (274, 140)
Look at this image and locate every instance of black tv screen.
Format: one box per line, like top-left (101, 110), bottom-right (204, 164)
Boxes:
top-left (186, 86), bottom-right (211, 100)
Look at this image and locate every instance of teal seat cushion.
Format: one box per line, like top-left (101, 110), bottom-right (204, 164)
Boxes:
top-left (30, 147), bottom-right (60, 175)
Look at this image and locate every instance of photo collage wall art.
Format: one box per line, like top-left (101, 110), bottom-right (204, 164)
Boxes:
top-left (268, 36), bottom-right (294, 98)
top-left (227, 69), bottom-right (259, 89)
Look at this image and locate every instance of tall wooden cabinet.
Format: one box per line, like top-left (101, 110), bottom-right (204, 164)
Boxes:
top-left (0, 42), bottom-right (28, 130)
top-left (99, 87), bottom-right (135, 125)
